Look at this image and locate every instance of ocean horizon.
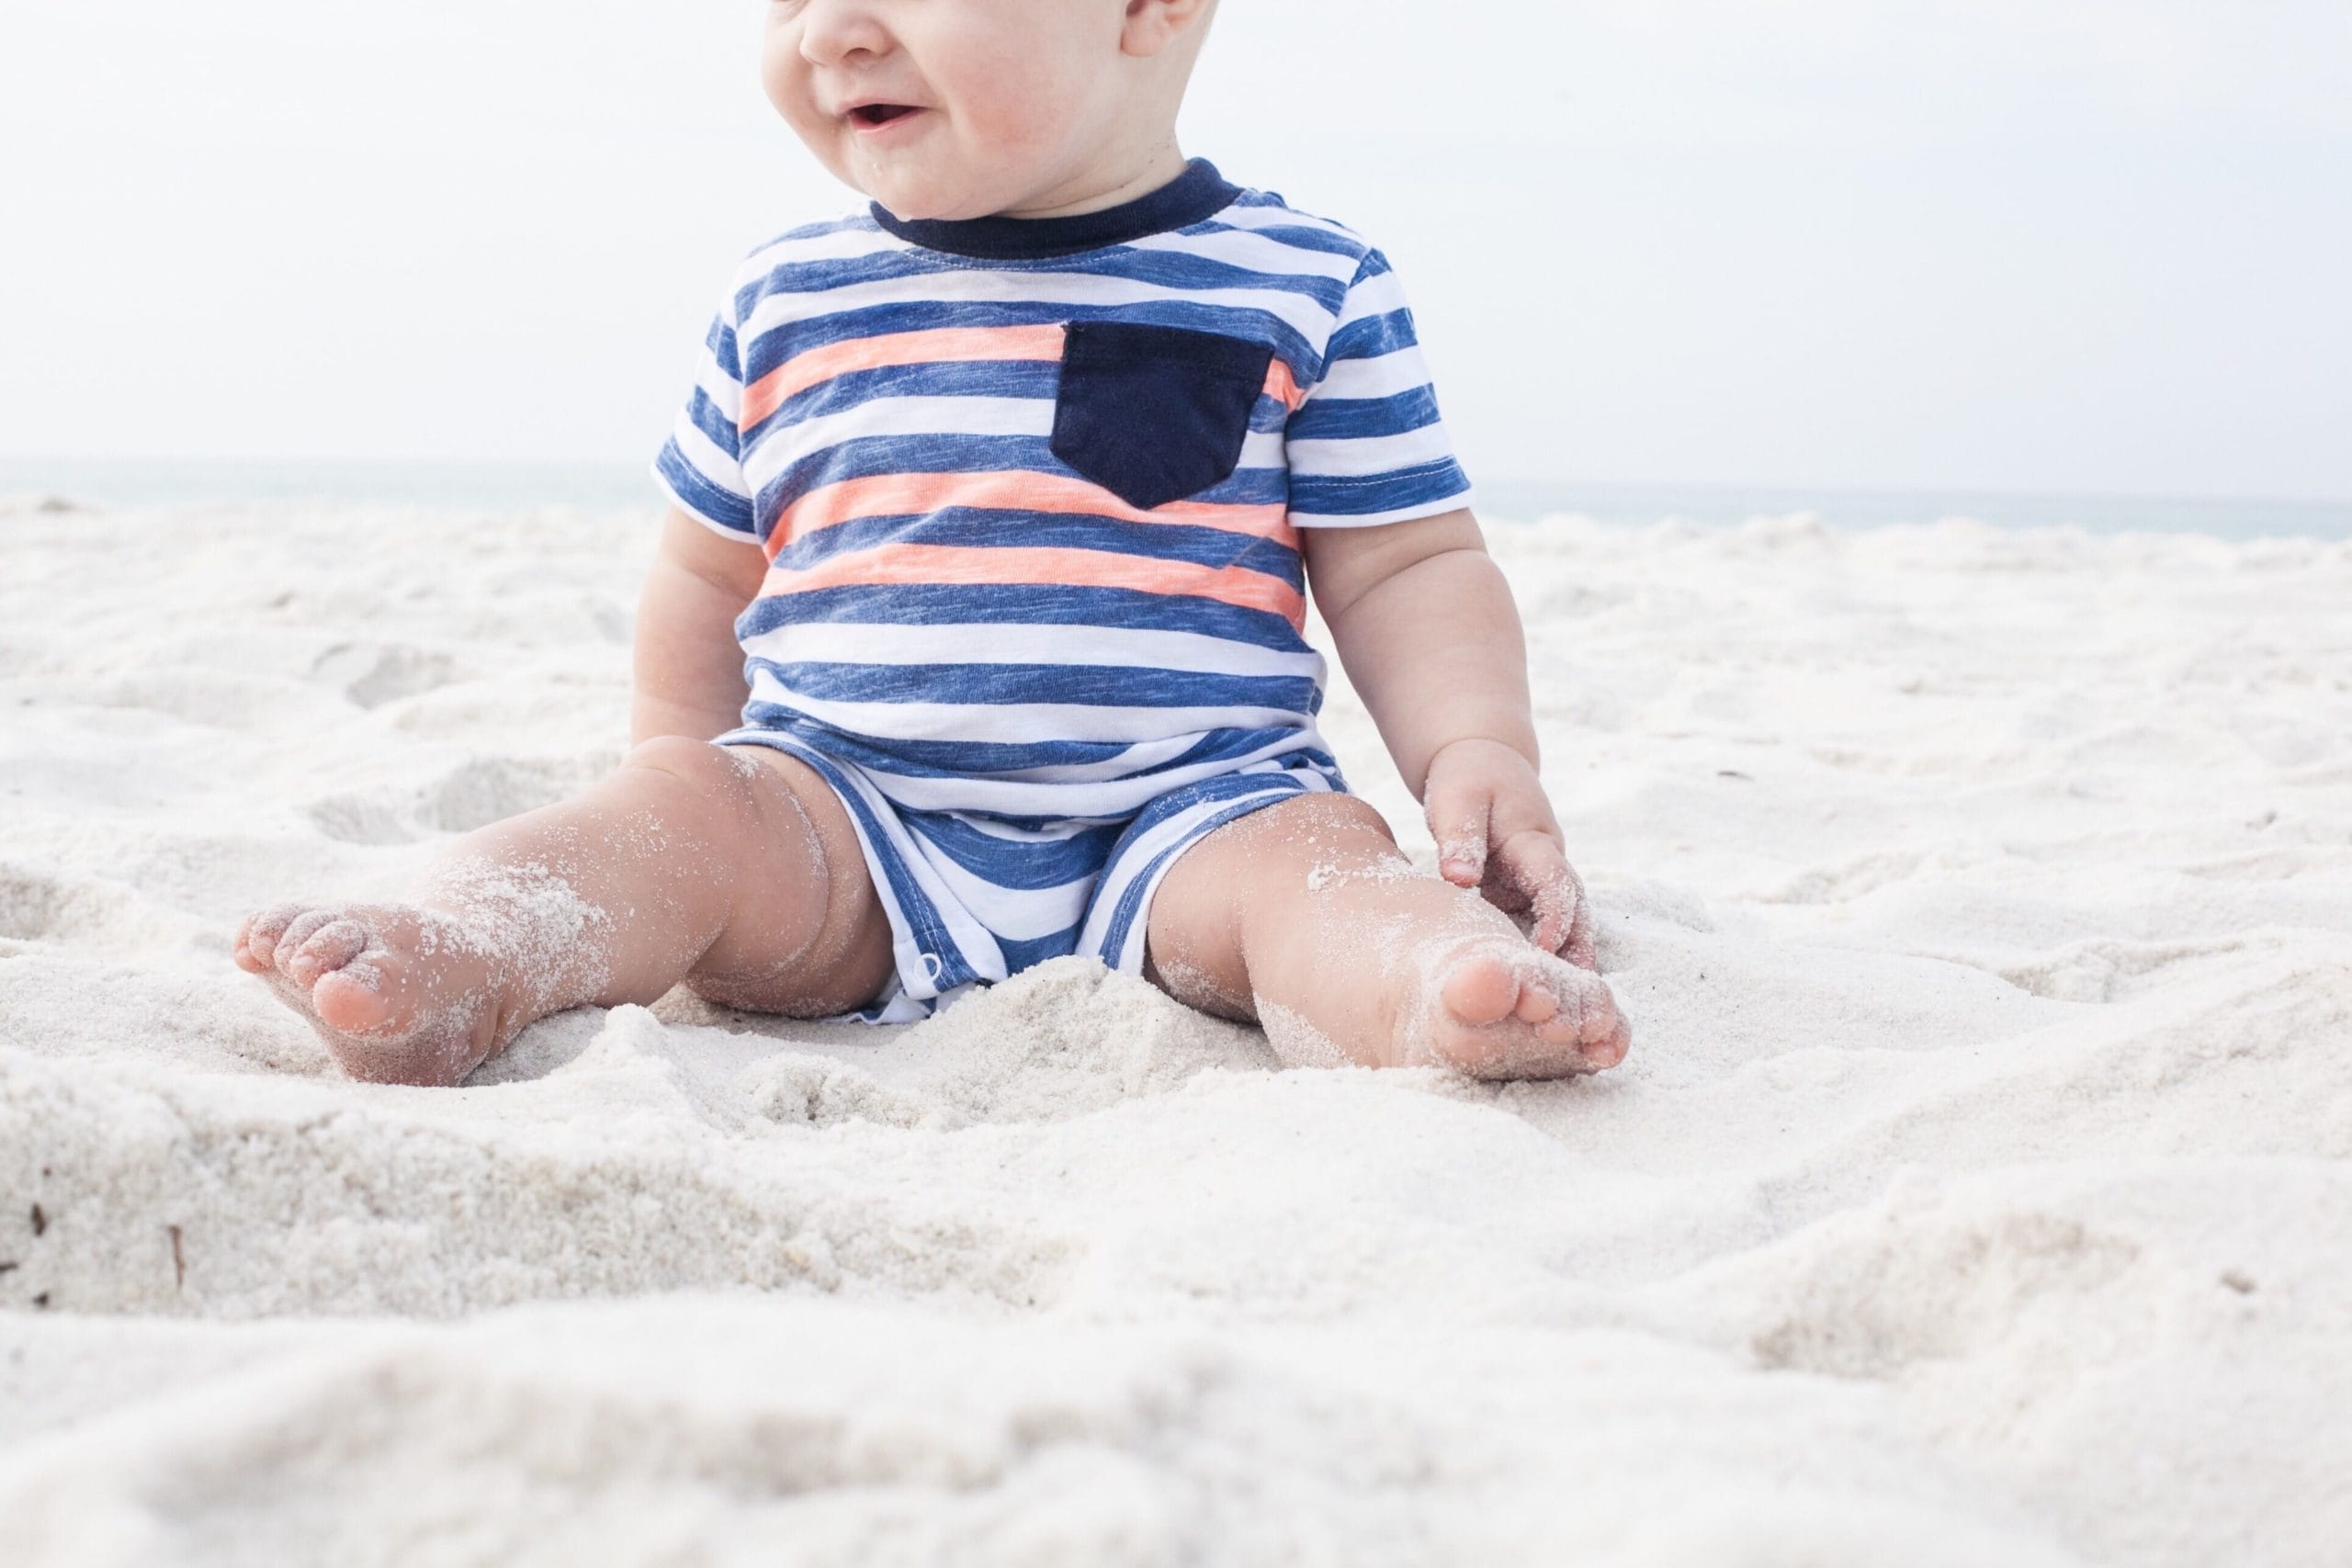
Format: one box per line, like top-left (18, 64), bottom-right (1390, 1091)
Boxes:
top-left (4, 457), bottom-right (2347, 541)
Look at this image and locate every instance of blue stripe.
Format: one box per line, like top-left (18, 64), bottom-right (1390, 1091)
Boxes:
top-left (1289, 459), bottom-right (1471, 520)
top-left (1195, 219), bottom-right (1368, 262)
top-left (1327, 306), bottom-right (1421, 366)
top-left (743, 244), bottom-right (1345, 317)
top-left (737, 582), bottom-right (1311, 650)
top-left (1286, 387), bottom-right (1443, 444)
top-left (904, 814), bottom-right (1125, 887)
top-left (654, 443), bottom-right (756, 536)
top-left (774, 509), bottom-right (1304, 587)
top-left (999, 929), bottom-right (1083, 973)
top-left (753, 660), bottom-right (1321, 715)
top-left (707, 314), bottom-right (741, 376)
top-left (684, 386), bottom-right (740, 459)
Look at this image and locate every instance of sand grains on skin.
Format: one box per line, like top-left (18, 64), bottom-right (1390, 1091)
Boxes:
top-left (231, 862), bottom-right (614, 1088)
top-left (232, 900), bottom-right (508, 1087)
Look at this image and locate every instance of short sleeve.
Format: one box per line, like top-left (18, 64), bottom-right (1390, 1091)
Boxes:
top-left (651, 285), bottom-right (761, 544)
top-left (1283, 250), bottom-right (1474, 528)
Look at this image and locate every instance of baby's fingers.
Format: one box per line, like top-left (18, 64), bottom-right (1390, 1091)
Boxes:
top-left (1498, 832), bottom-right (1592, 963)
top-left (1426, 777), bottom-right (1495, 889)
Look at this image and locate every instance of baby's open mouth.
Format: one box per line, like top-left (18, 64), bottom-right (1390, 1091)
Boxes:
top-left (849, 104), bottom-right (920, 128)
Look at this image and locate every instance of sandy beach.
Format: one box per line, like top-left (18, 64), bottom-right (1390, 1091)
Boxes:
top-left (2, 496), bottom-right (2346, 1564)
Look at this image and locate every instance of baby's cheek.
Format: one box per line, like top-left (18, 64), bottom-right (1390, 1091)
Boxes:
top-left (938, 38), bottom-right (1080, 162)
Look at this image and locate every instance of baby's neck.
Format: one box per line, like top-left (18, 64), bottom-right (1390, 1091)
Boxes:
top-left (993, 137), bottom-right (1190, 221)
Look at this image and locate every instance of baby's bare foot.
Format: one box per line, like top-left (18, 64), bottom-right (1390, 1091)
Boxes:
top-left (1398, 936), bottom-right (1631, 1079)
top-left (232, 901), bottom-right (514, 1086)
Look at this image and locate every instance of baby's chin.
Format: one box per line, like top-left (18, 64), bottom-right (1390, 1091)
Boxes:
top-left (861, 175), bottom-right (1008, 223)
top-left (838, 145), bottom-right (1042, 223)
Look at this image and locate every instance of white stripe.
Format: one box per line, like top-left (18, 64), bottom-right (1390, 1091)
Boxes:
top-left (1126, 225), bottom-right (1359, 293)
top-left (862, 731), bottom-right (1322, 818)
top-left (663, 483), bottom-right (759, 543)
top-left (791, 394), bottom-right (1051, 449)
top-left (1333, 265), bottom-right (1410, 328)
top-left (742, 395), bottom-right (1053, 491)
top-left (1216, 202), bottom-right (1363, 248)
top-left (741, 620), bottom-right (1324, 680)
top-left (745, 425), bottom-right (1284, 505)
top-left (939, 814), bottom-right (1108, 844)
top-left (1290, 487), bottom-right (1476, 530)
top-left (1314, 348), bottom-right (1437, 403)
top-left (1288, 421), bottom-right (1459, 480)
top-left (869, 729), bottom-right (1237, 795)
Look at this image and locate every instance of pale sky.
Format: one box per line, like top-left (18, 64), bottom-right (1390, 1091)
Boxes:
top-left (2, 0), bottom-right (2346, 499)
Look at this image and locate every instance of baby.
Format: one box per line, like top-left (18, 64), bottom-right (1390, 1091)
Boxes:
top-left (232, 0), bottom-right (1632, 1086)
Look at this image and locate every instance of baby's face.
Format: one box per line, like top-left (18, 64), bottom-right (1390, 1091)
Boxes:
top-left (763, 0), bottom-right (1190, 220)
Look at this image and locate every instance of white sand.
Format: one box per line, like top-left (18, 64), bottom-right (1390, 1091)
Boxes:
top-left (2, 496), bottom-right (2347, 1565)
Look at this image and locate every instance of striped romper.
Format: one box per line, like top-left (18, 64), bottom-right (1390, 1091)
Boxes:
top-left (654, 160), bottom-right (1473, 1021)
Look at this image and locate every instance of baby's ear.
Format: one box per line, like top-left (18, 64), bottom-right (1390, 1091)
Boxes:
top-left (1121, 0), bottom-right (1217, 60)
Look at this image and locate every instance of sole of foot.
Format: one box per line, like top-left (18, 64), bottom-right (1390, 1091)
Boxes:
top-left (232, 901), bottom-right (508, 1087)
top-left (1407, 936), bottom-right (1631, 1079)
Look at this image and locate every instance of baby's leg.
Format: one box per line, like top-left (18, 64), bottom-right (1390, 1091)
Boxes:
top-left (232, 739), bottom-right (893, 1086)
top-left (1145, 794), bottom-right (1629, 1078)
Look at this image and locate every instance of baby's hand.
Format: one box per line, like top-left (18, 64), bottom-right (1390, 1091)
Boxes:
top-left (1422, 738), bottom-right (1598, 969)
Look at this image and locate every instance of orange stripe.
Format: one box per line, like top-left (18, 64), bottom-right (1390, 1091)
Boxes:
top-left (762, 544), bottom-right (1306, 628)
top-left (741, 324), bottom-right (1069, 429)
top-left (773, 470), bottom-right (1297, 558)
top-left (1264, 356), bottom-right (1305, 412)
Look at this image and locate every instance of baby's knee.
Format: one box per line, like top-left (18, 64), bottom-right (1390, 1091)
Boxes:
top-left (618, 736), bottom-right (769, 827)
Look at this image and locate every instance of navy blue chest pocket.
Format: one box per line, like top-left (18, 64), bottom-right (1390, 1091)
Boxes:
top-left (1049, 322), bottom-right (1276, 510)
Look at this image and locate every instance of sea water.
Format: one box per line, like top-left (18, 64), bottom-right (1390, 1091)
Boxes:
top-left (4, 457), bottom-right (2346, 541)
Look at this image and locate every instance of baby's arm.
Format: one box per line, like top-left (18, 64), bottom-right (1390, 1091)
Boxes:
top-left (1302, 508), bottom-right (1597, 965)
top-left (631, 508), bottom-right (768, 745)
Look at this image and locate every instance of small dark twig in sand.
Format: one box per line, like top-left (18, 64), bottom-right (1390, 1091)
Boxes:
top-left (0, 1260), bottom-right (17, 1276)
top-left (28, 1204), bottom-right (44, 1237)
top-left (169, 1224), bottom-right (187, 1291)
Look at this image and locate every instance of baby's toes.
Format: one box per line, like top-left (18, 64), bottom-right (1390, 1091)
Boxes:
top-left (232, 914), bottom-right (269, 974)
top-left (1527, 966), bottom-right (1627, 1069)
top-left (270, 908), bottom-right (340, 971)
top-left (1513, 980), bottom-right (1561, 1026)
top-left (1436, 950), bottom-right (1521, 1028)
top-left (239, 903), bottom-right (305, 969)
top-left (1588, 1016), bottom-right (1633, 1071)
top-left (1561, 972), bottom-right (1631, 1069)
top-left (283, 919), bottom-right (370, 987)
top-left (311, 947), bottom-right (412, 1037)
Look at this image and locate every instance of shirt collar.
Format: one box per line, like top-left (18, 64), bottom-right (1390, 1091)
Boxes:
top-left (870, 159), bottom-right (1240, 261)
